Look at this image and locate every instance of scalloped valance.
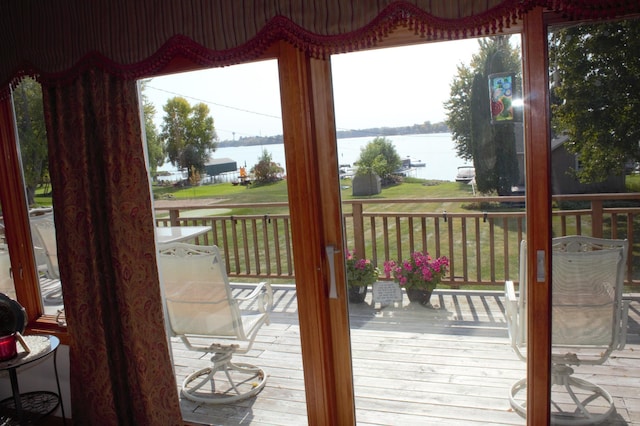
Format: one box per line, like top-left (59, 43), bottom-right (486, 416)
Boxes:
top-left (1, 0), bottom-right (638, 89)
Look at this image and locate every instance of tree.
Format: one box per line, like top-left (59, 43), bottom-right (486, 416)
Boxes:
top-left (355, 136), bottom-right (401, 185)
top-left (250, 149), bottom-right (284, 185)
top-left (550, 19), bottom-right (640, 183)
top-left (444, 64), bottom-right (474, 161)
top-left (160, 96), bottom-right (217, 183)
top-left (139, 80), bottom-right (164, 176)
top-left (13, 77), bottom-right (48, 205)
top-left (445, 36), bottom-right (521, 194)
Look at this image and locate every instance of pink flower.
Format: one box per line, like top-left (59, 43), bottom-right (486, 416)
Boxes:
top-left (385, 251), bottom-right (448, 290)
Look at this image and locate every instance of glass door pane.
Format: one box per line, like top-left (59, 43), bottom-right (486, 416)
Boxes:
top-left (547, 17), bottom-right (640, 424)
top-left (331, 36), bottom-right (528, 424)
top-left (11, 78), bottom-right (62, 315)
top-left (141, 60), bottom-right (308, 424)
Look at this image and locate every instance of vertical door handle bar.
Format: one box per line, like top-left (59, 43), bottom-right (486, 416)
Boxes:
top-left (325, 245), bottom-right (340, 299)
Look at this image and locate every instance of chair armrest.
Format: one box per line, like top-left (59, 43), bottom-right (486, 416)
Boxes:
top-left (235, 282), bottom-right (274, 314)
top-left (505, 280), bottom-right (517, 303)
top-left (504, 280), bottom-right (523, 357)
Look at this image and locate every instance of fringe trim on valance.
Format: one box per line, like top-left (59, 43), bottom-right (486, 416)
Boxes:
top-left (545, 0), bottom-right (640, 20)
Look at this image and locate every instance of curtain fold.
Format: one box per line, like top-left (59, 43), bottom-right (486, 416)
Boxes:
top-left (2, 0), bottom-right (638, 91)
top-left (41, 69), bottom-right (182, 425)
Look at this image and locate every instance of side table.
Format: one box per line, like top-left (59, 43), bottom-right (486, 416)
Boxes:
top-left (0, 335), bottom-right (65, 425)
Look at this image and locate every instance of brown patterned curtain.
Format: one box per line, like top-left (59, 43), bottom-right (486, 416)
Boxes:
top-left (41, 69), bottom-right (182, 424)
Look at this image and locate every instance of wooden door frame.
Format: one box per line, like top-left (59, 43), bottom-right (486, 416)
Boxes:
top-left (522, 7), bottom-right (553, 425)
top-left (276, 11), bottom-right (556, 422)
top-left (277, 41), bottom-right (356, 425)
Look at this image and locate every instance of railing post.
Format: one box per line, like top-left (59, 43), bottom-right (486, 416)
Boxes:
top-left (169, 209), bottom-right (180, 226)
top-left (352, 201), bottom-right (365, 259)
top-left (591, 200), bottom-right (603, 238)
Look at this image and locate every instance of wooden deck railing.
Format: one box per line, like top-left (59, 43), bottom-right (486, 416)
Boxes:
top-left (155, 194), bottom-right (640, 288)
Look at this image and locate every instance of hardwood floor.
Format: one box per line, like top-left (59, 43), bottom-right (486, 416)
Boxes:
top-left (172, 285), bottom-right (640, 425)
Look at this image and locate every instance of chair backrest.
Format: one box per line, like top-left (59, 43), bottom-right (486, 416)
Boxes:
top-left (551, 236), bottom-right (627, 352)
top-left (513, 236), bottom-right (628, 363)
top-left (30, 213), bottom-right (59, 279)
top-left (157, 243), bottom-right (245, 339)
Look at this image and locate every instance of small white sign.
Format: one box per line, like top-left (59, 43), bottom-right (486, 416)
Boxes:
top-left (372, 281), bottom-right (403, 305)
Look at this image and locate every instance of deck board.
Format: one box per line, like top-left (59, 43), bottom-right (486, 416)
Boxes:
top-left (175, 286), bottom-right (640, 425)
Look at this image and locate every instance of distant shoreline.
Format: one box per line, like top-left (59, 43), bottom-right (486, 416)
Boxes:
top-left (218, 122), bottom-right (449, 148)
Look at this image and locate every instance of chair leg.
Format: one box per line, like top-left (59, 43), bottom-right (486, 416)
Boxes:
top-left (181, 351), bottom-right (267, 404)
top-left (509, 371), bottom-right (616, 425)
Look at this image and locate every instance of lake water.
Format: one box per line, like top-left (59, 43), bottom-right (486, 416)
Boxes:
top-left (159, 133), bottom-right (469, 182)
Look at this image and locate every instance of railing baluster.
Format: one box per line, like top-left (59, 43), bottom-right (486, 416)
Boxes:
top-left (284, 218), bottom-right (293, 276)
top-left (370, 216), bottom-right (378, 267)
top-left (273, 219), bottom-right (282, 276)
top-left (251, 219), bottom-right (259, 275)
top-left (627, 212), bottom-right (634, 282)
top-left (382, 217), bottom-right (390, 262)
top-left (461, 217), bottom-right (468, 285)
top-left (221, 218), bottom-right (231, 274)
top-left (395, 217), bottom-right (402, 263)
top-left (475, 217), bottom-right (482, 284)
top-left (489, 218), bottom-right (496, 283)
top-left (262, 216), bottom-right (271, 275)
top-left (434, 217), bottom-right (441, 259)
top-left (447, 217), bottom-right (454, 287)
top-left (503, 217), bottom-right (509, 282)
top-left (408, 217), bottom-right (415, 254)
top-left (420, 217), bottom-right (427, 253)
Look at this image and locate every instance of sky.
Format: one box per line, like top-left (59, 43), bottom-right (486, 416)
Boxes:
top-left (142, 37), bottom-right (492, 141)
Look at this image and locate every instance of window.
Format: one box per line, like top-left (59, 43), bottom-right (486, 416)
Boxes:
top-left (0, 78), bottom-right (66, 338)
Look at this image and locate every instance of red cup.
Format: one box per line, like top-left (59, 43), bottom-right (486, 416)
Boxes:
top-left (0, 334), bottom-right (17, 361)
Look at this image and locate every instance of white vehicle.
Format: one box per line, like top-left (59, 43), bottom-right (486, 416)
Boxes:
top-left (455, 165), bottom-right (475, 183)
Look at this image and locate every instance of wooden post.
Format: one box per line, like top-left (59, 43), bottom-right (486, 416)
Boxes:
top-left (169, 209), bottom-right (180, 226)
top-left (352, 202), bottom-right (365, 259)
top-left (591, 200), bottom-right (603, 238)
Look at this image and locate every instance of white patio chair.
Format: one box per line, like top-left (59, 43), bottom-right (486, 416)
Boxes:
top-left (157, 243), bottom-right (273, 404)
top-left (29, 212), bottom-right (64, 305)
top-left (30, 212), bottom-right (59, 280)
top-left (505, 236), bottom-right (629, 425)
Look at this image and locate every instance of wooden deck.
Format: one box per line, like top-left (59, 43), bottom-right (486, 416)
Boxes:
top-left (171, 285), bottom-right (640, 425)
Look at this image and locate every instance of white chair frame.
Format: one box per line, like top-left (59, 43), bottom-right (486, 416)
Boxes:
top-left (505, 236), bottom-right (630, 425)
top-left (29, 212), bottom-right (63, 305)
top-left (158, 243), bottom-right (273, 404)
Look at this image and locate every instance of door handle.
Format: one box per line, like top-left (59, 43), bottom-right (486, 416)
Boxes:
top-left (325, 245), bottom-right (340, 299)
top-left (536, 249), bottom-right (545, 282)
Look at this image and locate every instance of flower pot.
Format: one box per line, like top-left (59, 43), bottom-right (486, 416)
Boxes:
top-left (348, 285), bottom-right (368, 303)
top-left (406, 288), bottom-right (433, 306)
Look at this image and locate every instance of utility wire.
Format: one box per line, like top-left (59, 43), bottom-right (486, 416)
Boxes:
top-left (146, 84), bottom-right (380, 137)
top-left (146, 85), bottom-right (282, 120)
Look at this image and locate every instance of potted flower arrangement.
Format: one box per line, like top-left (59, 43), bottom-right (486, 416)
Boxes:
top-left (345, 250), bottom-right (379, 303)
top-left (384, 251), bottom-right (449, 307)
